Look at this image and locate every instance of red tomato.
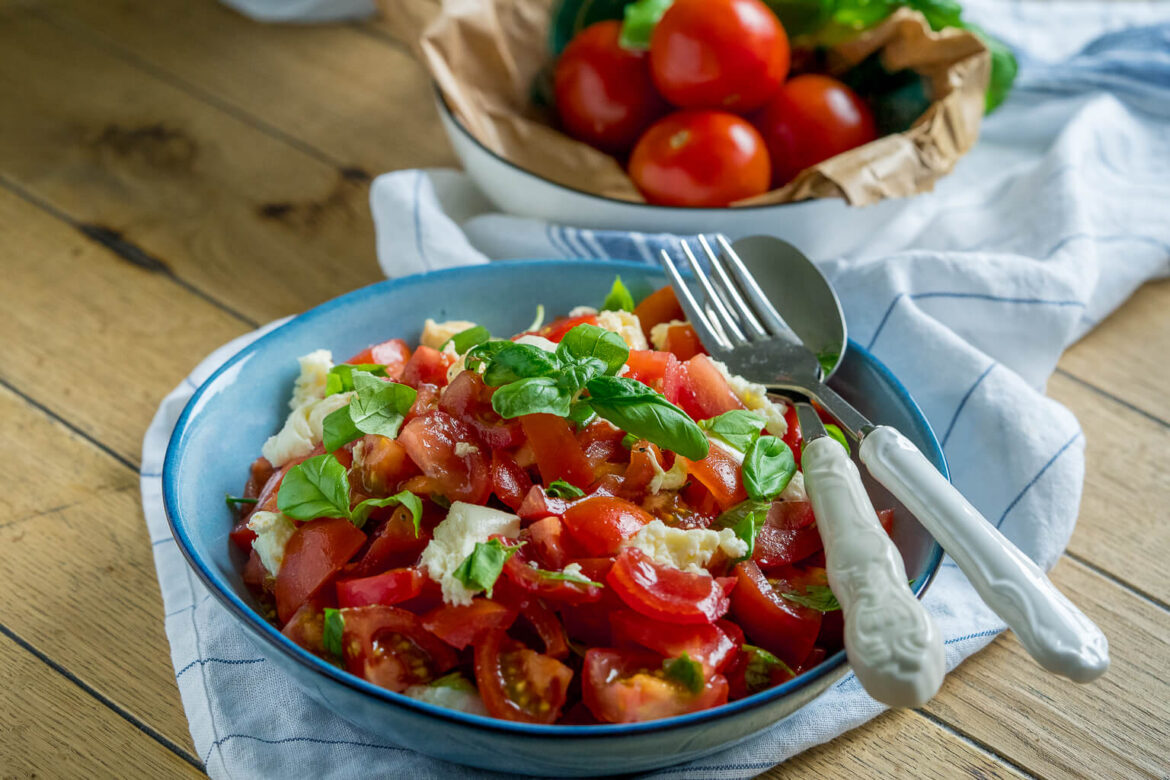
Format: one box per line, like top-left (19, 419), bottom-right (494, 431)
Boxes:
top-left (729, 560), bottom-right (821, 667)
top-left (421, 599), bottom-right (518, 650)
top-left (622, 441), bottom-right (666, 497)
top-left (347, 338), bottom-right (412, 380)
top-left (281, 600), bottom-right (328, 656)
top-left (398, 410), bottom-right (491, 505)
top-left (624, 350), bottom-right (674, 389)
top-left (562, 496), bottom-right (653, 557)
top-left (753, 501), bottom-right (824, 570)
top-left (519, 414), bottom-right (594, 489)
top-left (474, 629), bottom-right (574, 723)
top-left (878, 508), bottom-right (895, 536)
top-left (539, 314), bottom-right (599, 343)
top-left (516, 485), bottom-right (574, 522)
top-left (629, 111), bottom-right (771, 207)
top-left (725, 643), bottom-right (795, 699)
top-left (632, 286), bottom-right (685, 341)
top-left (242, 549), bottom-right (269, 593)
top-left (752, 74), bottom-right (878, 186)
top-left (676, 354), bottom-right (745, 419)
top-left (661, 322), bottom-right (706, 360)
top-left (517, 599), bottom-right (571, 659)
top-left (346, 502), bottom-right (436, 578)
top-left (406, 382), bottom-right (441, 421)
top-left (275, 517), bottom-right (367, 623)
top-left (401, 345), bottom-right (453, 388)
top-left (582, 648), bottom-right (729, 723)
top-left (352, 435), bottom-right (419, 497)
top-left (503, 541), bottom-right (605, 604)
top-left (782, 401), bottom-right (802, 466)
top-left (683, 444), bottom-right (747, 510)
top-left (576, 419), bottom-right (626, 469)
top-left (440, 371), bottom-right (524, 449)
top-left (610, 610), bottom-right (737, 673)
top-left (649, 0), bottom-right (789, 112)
top-left (607, 547), bottom-right (736, 624)
top-left (336, 567), bottom-right (425, 608)
top-left (554, 21), bottom-right (667, 153)
top-left (341, 605), bottom-right (458, 692)
top-left (242, 456), bottom-right (275, 501)
top-left (525, 516), bottom-right (570, 570)
top-left (490, 450), bottom-right (533, 511)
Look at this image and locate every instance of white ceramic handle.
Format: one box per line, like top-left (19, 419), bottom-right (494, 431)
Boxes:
top-left (802, 436), bottom-right (945, 707)
top-left (859, 425), bottom-right (1109, 683)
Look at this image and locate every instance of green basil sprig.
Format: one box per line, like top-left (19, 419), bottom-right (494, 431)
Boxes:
top-left (742, 436), bottom-right (796, 501)
top-left (716, 499), bottom-right (773, 559)
top-left (663, 653), bottom-right (704, 694)
top-left (601, 274), bottom-right (636, 312)
top-left (452, 538), bottom-right (522, 598)
top-left (326, 363), bottom-right (388, 396)
top-left (441, 325), bottom-right (491, 355)
top-left (585, 376), bottom-right (708, 460)
top-left (323, 608), bottom-right (345, 659)
top-left (781, 583), bottom-right (841, 613)
top-left (276, 453), bottom-right (422, 531)
top-left (546, 479), bottom-right (586, 499)
top-left (321, 370), bottom-right (417, 452)
top-left (700, 410), bottom-right (766, 453)
top-left (742, 644), bottom-right (794, 693)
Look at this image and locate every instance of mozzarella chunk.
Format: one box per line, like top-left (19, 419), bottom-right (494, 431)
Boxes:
top-left (709, 358), bottom-right (789, 438)
top-left (247, 511), bottom-right (296, 575)
top-left (261, 392), bottom-right (352, 467)
top-left (420, 502), bottom-right (521, 606)
top-left (623, 519), bottom-right (747, 574)
top-left (421, 318), bottom-right (477, 350)
top-left (780, 469), bottom-right (807, 502)
top-left (561, 562), bottom-right (586, 580)
top-left (648, 455), bottom-right (688, 493)
top-left (596, 310), bottom-right (649, 350)
top-left (290, 349), bottom-right (333, 410)
top-left (454, 442), bottom-right (479, 457)
top-left (568, 305), bottom-right (599, 318)
top-left (514, 334), bottom-right (558, 352)
top-left (649, 319), bottom-right (687, 352)
top-left (403, 681), bottom-right (489, 716)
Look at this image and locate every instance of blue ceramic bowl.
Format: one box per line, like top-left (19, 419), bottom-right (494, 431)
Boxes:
top-left (164, 259), bottom-right (945, 776)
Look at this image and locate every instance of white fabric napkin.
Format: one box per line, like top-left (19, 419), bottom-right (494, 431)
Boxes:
top-left (143, 5), bottom-right (1170, 776)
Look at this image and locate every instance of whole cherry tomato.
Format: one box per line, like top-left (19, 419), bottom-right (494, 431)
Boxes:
top-left (752, 74), bottom-right (878, 186)
top-left (554, 20), bottom-right (668, 153)
top-left (649, 0), bottom-right (789, 112)
top-left (629, 110), bottom-right (771, 207)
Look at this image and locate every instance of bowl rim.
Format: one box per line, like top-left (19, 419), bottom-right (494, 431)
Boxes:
top-left (163, 258), bottom-right (946, 738)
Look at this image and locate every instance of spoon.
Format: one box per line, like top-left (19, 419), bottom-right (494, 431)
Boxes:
top-left (729, 235), bottom-right (1111, 684)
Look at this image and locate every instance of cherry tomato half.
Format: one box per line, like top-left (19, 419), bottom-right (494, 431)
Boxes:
top-left (607, 547), bottom-right (736, 624)
top-left (474, 629), bottom-right (574, 723)
top-left (421, 599), bottom-right (518, 650)
top-left (341, 605), bottom-right (458, 692)
top-left (582, 648), bottom-right (729, 723)
top-left (610, 609), bottom-right (738, 673)
top-left (561, 496), bottom-right (654, 557)
top-left (397, 410), bottom-right (491, 505)
top-left (336, 566), bottom-right (426, 609)
top-left (729, 560), bottom-right (821, 667)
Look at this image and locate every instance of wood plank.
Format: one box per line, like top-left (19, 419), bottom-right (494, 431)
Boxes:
top-left (0, 386), bottom-right (196, 753)
top-left (1048, 372), bottom-right (1170, 603)
top-left (923, 557), bottom-right (1170, 778)
top-left (762, 709), bottom-right (1024, 779)
top-left (40, 0), bottom-right (456, 175)
top-left (0, 7), bottom-right (381, 323)
top-left (0, 632), bottom-right (201, 778)
top-left (0, 185), bottom-right (248, 464)
top-left (1059, 279), bottom-right (1170, 424)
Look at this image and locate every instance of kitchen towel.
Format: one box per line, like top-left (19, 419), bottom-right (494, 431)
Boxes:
top-left (142, 4), bottom-right (1170, 777)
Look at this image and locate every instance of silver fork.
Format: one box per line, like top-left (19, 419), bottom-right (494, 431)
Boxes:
top-left (661, 237), bottom-right (1109, 692)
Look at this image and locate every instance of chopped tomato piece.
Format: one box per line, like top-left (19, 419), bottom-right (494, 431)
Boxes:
top-left (576, 419), bottom-right (626, 468)
top-left (503, 541), bottom-right (605, 605)
top-left (753, 501), bottom-right (823, 571)
top-left (582, 648), bottom-right (729, 723)
top-left (275, 517), bottom-right (367, 623)
top-left (622, 440), bottom-right (666, 497)
top-left (661, 322), bottom-right (705, 360)
top-left (561, 496), bottom-right (653, 557)
top-left (632, 286), bottom-right (685, 341)
top-left (401, 345), bottom-right (453, 388)
top-left (347, 338), bottom-right (412, 380)
top-left (607, 547), bottom-right (736, 625)
top-left (624, 350), bottom-right (673, 389)
top-left (519, 414), bottom-right (595, 489)
top-left (336, 567), bottom-right (425, 608)
top-left (474, 629), bottom-right (574, 723)
top-left (490, 450), bottom-right (533, 511)
top-left (524, 516), bottom-right (569, 569)
top-left (683, 444), bottom-right (747, 510)
top-left (516, 485), bottom-right (574, 522)
top-left (406, 382), bottom-right (441, 421)
top-left (243, 456), bottom-right (275, 501)
top-left (676, 354), bottom-right (745, 420)
top-left (440, 371), bottom-right (524, 448)
top-left (346, 502), bottom-right (435, 578)
top-left (782, 402), bottom-right (801, 466)
top-left (729, 560), bottom-right (821, 667)
top-left (341, 605), bottom-right (458, 692)
top-left (421, 599), bottom-right (518, 650)
top-left (352, 435), bottom-right (419, 497)
top-left (518, 599), bottom-right (570, 659)
top-left (610, 610), bottom-right (737, 674)
top-left (662, 353), bottom-right (687, 405)
top-left (398, 410), bottom-right (491, 505)
top-left (281, 600), bottom-right (329, 657)
top-left (539, 313), bottom-right (599, 342)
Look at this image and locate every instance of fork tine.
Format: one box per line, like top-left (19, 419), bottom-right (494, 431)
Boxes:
top-left (659, 249), bottom-right (732, 352)
top-left (697, 235), bottom-right (768, 340)
top-left (714, 235), bottom-right (796, 338)
top-left (679, 240), bottom-right (748, 346)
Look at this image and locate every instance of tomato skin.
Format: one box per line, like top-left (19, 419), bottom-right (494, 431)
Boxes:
top-left (281, 600), bottom-right (328, 656)
top-left (622, 441), bottom-right (666, 497)
top-left (624, 350), bottom-right (673, 389)
top-left (561, 496), bottom-right (654, 557)
top-left (398, 410), bottom-right (491, 505)
top-left (576, 419), bottom-right (626, 469)
top-left (662, 322), bottom-right (706, 360)
top-left (475, 629), bottom-right (574, 723)
top-left (336, 567), bottom-right (425, 609)
top-left (516, 485), bottom-right (574, 522)
top-left (782, 401), bottom-right (802, 466)
top-left (490, 450), bottom-right (534, 511)
top-left (752, 74), bottom-right (878, 186)
top-left (683, 444), bottom-right (747, 510)
top-left (632, 286), bottom-right (685, 341)
top-left (539, 314), bottom-right (599, 343)
top-left (440, 371), bottom-right (524, 449)
top-left (525, 516), bottom-right (570, 570)
top-left (401, 345), bottom-right (453, 388)
top-left (753, 501), bottom-right (824, 571)
top-left (275, 517), bottom-right (367, 623)
top-left (503, 542), bottom-right (605, 604)
top-left (353, 435), bottom-right (419, 497)
top-left (677, 354), bottom-right (745, 420)
top-left (607, 547), bottom-right (736, 624)
top-left (629, 110), bottom-right (771, 207)
top-left (610, 610), bottom-right (737, 673)
top-left (583, 648), bottom-right (730, 723)
top-left (519, 414), bottom-right (595, 489)
top-left (729, 560), bottom-right (821, 667)
top-left (421, 599), bottom-right (518, 650)
top-left (554, 21), bottom-right (668, 153)
top-left (518, 599), bottom-right (571, 659)
top-left (650, 0), bottom-right (789, 112)
top-left (878, 508), bottom-right (895, 536)
top-left (341, 605), bottom-right (458, 692)
top-left (347, 338), bottom-right (412, 380)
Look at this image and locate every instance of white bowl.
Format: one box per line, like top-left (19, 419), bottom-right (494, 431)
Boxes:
top-left (435, 91), bottom-right (911, 259)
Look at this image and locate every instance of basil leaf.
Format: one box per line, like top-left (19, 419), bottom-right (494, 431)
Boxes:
top-left (781, 583), bottom-right (840, 612)
top-left (621, 432), bottom-right (639, 450)
top-left (557, 359), bottom-right (606, 394)
top-left (567, 399), bottom-right (597, 429)
top-left (700, 410), bottom-right (766, 453)
top-left (557, 324), bottom-right (629, 375)
top-left (350, 490), bottom-right (422, 532)
top-left (277, 453), bottom-right (351, 521)
top-left (323, 608), bottom-right (345, 659)
top-left (224, 494), bottom-right (258, 507)
top-left (824, 423), bottom-right (850, 455)
top-left (492, 376), bottom-right (573, 418)
top-left (662, 653), bottom-right (704, 694)
top-left (585, 375), bottom-right (708, 460)
top-left (349, 371), bottom-right (417, 439)
top-left (546, 479), bottom-right (586, 499)
top-left (326, 363), bottom-right (388, 395)
top-left (620, 0), bottom-right (674, 49)
top-left (716, 499), bottom-right (772, 559)
top-left (742, 436), bottom-right (796, 501)
top-left (742, 644), bottom-right (794, 693)
top-left (452, 538), bottom-right (521, 598)
top-left (441, 325), bottom-right (491, 355)
top-left (600, 274), bottom-right (636, 312)
top-left (321, 403), bottom-right (361, 452)
top-left (464, 340), bottom-right (515, 372)
top-left (482, 343), bottom-right (562, 386)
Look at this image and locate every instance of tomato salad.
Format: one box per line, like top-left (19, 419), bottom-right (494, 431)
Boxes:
top-left (230, 277), bottom-right (887, 724)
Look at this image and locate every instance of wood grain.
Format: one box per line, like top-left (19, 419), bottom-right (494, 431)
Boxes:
top-left (0, 631), bottom-right (201, 778)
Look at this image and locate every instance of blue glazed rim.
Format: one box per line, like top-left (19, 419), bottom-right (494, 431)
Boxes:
top-left (163, 259), bottom-right (946, 739)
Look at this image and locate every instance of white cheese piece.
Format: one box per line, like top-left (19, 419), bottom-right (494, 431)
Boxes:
top-left (403, 681), bottom-right (489, 716)
top-left (649, 319), bottom-right (687, 352)
top-left (780, 469), bottom-right (807, 502)
top-left (648, 454), bottom-right (688, 494)
top-left (420, 502), bottom-right (521, 606)
top-left (445, 349), bottom-right (469, 384)
top-left (454, 442), bottom-right (479, 457)
top-left (289, 349), bottom-right (334, 410)
top-left (623, 519), bottom-right (747, 574)
top-left (261, 392), bottom-right (353, 467)
top-left (421, 318), bottom-right (477, 350)
top-left (561, 562), bottom-right (586, 580)
top-left (596, 310), bottom-right (649, 350)
top-left (568, 305), bottom-right (599, 318)
top-left (247, 510), bottom-right (296, 575)
top-left (514, 334), bottom-right (558, 352)
top-left (709, 358), bottom-right (789, 438)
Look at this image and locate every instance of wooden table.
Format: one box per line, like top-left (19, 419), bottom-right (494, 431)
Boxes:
top-left (1, 0), bottom-right (1167, 776)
